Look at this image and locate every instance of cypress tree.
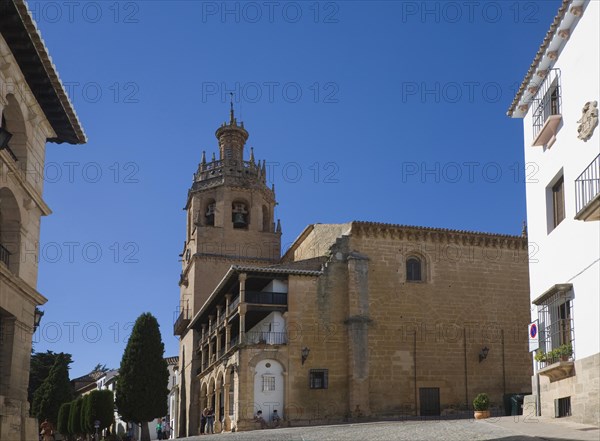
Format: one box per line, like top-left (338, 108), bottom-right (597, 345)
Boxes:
top-left (116, 313), bottom-right (168, 441)
top-left (84, 390), bottom-right (115, 434)
top-left (68, 397), bottom-right (84, 436)
top-left (57, 402), bottom-right (71, 437)
top-left (32, 353), bottom-right (73, 424)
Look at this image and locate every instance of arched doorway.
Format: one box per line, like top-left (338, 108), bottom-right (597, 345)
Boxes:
top-left (253, 359), bottom-right (284, 424)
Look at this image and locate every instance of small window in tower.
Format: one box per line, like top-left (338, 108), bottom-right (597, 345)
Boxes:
top-left (205, 202), bottom-right (216, 226)
top-left (225, 148), bottom-right (233, 159)
top-left (232, 202), bottom-right (248, 229)
top-left (406, 257), bottom-right (422, 282)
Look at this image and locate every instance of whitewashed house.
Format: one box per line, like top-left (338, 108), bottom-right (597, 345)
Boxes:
top-left (508, 0), bottom-right (599, 425)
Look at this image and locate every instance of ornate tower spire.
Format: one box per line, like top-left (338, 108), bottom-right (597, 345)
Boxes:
top-left (215, 95), bottom-right (248, 163)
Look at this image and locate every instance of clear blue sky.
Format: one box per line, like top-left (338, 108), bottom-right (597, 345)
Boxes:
top-left (31, 0), bottom-right (562, 378)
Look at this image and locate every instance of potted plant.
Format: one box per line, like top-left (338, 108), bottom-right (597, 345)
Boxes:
top-left (473, 393), bottom-right (490, 419)
top-left (535, 344), bottom-right (573, 364)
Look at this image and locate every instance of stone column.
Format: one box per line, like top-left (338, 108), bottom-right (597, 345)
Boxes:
top-left (346, 252), bottom-right (371, 417)
top-left (225, 294), bottom-right (231, 319)
top-left (239, 304), bottom-right (247, 343)
top-left (239, 273), bottom-right (247, 303)
top-left (223, 380), bottom-right (230, 431)
top-left (216, 331), bottom-right (222, 360)
top-left (225, 325), bottom-right (231, 352)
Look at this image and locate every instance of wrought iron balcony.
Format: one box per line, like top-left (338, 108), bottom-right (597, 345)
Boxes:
top-left (531, 69), bottom-right (561, 147)
top-left (194, 159), bottom-right (261, 183)
top-left (173, 307), bottom-right (191, 336)
top-left (244, 331), bottom-right (287, 345)
top-left (575, 154), bottom-right (600, 221)
top-left (228, 296), bottom-right (240, 315)
top-left (245, 291), bottom-right (287, 305)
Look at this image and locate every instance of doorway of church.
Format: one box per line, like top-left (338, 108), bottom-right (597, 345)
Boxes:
top-left (419, 387), bottom-right (441, 416)
top-left (253, 359), bottom-right (284, 425)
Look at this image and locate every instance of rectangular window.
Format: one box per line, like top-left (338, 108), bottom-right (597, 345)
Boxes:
top-left (552, 176), bottom-right (565, 228)
top-left (309, 369), bottom-right (328, 389)
top-left (536, 287), bottom-right (574, 367)
top-left (262, 376), bottom-right (275, 392)
top-left (555, 397), bottom-right (571, 418)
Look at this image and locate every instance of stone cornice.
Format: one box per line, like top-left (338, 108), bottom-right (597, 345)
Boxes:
top-left (0, 153), bottom-right (52, 216)
top-left (350, 221), bottom-right (527, 250)
top-left (0, 264), bottom-right (47, 307)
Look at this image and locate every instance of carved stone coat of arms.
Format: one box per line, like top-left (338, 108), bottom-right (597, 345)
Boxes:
top-left (577, 101), bottom-right (598, 141)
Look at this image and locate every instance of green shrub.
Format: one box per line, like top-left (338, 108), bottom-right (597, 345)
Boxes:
top-left (473, 393), bottom-right (490, 411)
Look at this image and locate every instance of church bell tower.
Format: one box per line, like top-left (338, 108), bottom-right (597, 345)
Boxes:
top-left (175, 104), bottom-right (282, 435)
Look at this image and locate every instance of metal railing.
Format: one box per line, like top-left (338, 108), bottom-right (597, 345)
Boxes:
top-left (575, 154), bottom-right (600, 215)
top-left (195, 159), bottom-right (261, 182)
top-left (228, 296), bottom-right (240, 315)
top-left (173, 306), bottom-right (190, 336)
top-left (244, 331), bottom-right (287, 345)
top-left (245, 291), bottom-right (287, 305)
top-left (532, 69), bottom-right (561, 139)
top-left (0, 243), bottom-right (10, 267)
top-left (536, 318), bottom-right (574, 369)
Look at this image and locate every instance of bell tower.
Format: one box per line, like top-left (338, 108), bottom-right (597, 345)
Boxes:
top-left (176, 105), bottom-right (281, 435)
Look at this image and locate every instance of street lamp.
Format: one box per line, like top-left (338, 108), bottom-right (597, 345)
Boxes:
top-left (479, 346), bottom-right (490, 363)
top-left (33, 308), bottom-right (44, 331)
top-left (301, 347), bottom-right (310, 365)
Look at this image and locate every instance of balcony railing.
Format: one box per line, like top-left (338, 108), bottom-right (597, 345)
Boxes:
top-left (575, 154), bottom-right (600, 221)
top-left (536, 318), bottom-right (574, 369)
top-left (0, 243), bottom-right (11, 267)
top-left (173, 307), bottom-right (191, 336)
top-left (244, 331), bottom-right (287, 345)
top-left (531, 69), bottom-right (562, 147)
top-left (245, 291), bottom-right (287, 305)
top-left (195, 159), bottom-right (261, 183)
top-left (228, 296), bottom-right (240, 315)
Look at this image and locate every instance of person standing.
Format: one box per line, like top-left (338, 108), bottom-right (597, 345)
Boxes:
top-left (200, 408), bottom-right (208, 435)
top-left (40, 419), bottom-right (54, 441)
top-left (162, 418), bottom-right (170, 439)
top-left (205, 408), bottom-right (215, 434)
top-left (156, 419), bottom-right (163, 440)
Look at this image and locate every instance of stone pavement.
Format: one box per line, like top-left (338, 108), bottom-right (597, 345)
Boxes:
top-left (184, 417), bottom-right (600, 441)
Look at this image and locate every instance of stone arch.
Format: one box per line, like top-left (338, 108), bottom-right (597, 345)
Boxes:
top-left (405, 251), bottom-right (430, 282)
top-left (0, 187), bottom-right (22, 274)
top-left (251, 358), bottom-right (285, 422)
top-left (2, 94), bottom-right (29, 169)
top-left (204, 198), bottom-right (216, 226)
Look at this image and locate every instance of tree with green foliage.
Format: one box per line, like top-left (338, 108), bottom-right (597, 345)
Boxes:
top-left (81, 394), bottom-right (92, 434)
top-left (116, 313), bottom-right (168, 441)
top-left (28, 351), bottom-right (73, 411)
top-left (68, 397), bottom-right (84, 436)
top-left (32, 353), bottom-right (73, 424)
top-left (83, 390), bottom-right (115, 435)
top-left (57, 402), bottom-right (72, 438)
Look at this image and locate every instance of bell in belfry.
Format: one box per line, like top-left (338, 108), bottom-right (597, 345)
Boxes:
top-left (233, 212), bottom-right (247, 228)
top-left (232, 202), bottom-right (248, 228)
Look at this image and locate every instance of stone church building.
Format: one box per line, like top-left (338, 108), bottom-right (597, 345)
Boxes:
top-left (175, 109), bottom-right (532, 434)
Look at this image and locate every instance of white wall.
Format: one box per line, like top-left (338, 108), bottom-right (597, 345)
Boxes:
top-left (523, 0), bottom-right (600, 360)
top-left (253, 359), bottom-right (284, 423)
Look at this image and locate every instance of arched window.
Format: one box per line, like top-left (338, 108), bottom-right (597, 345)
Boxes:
top-left (0, 187), bottom-right (22, 275)
top-left (205, 200), bottom-right (216, 226)
top-left (406, 257), bottom-right (422, 282)
top-left (232, 201), bottom-right (248, 229)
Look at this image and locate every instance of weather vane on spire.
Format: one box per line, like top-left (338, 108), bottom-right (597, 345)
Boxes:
top-left (229, 92), bottom-right (235, 124)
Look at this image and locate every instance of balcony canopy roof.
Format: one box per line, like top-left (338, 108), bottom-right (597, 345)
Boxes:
top-left (0, 0), bottom-right (86, 144)
top-left (188, 258), bottom-right (324, 330)
top-left (507, 0), bottom-right (587, 119)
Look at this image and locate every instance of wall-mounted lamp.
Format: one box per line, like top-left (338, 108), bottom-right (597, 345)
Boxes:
top-left (479, 346), bottom-right (489, 363)
top-left (33, 308), bottom-right (44, 332)
top-left (301, 347), bottom-right (310, 365)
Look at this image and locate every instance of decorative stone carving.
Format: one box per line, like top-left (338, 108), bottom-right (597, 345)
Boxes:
top-left (570, 5), bottom-right (583, 17)
top-left (547, 51), bottom-right (558, 60)
top-left (558, 29), bottom-right (570, 40)
top-left (577, 101), bottom-right (598, 142)
top-left (536, 69), bottom-right (548, 78)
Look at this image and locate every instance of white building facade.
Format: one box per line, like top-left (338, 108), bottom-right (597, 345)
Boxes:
top-left (508, 0), bottom-right (599, 425)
